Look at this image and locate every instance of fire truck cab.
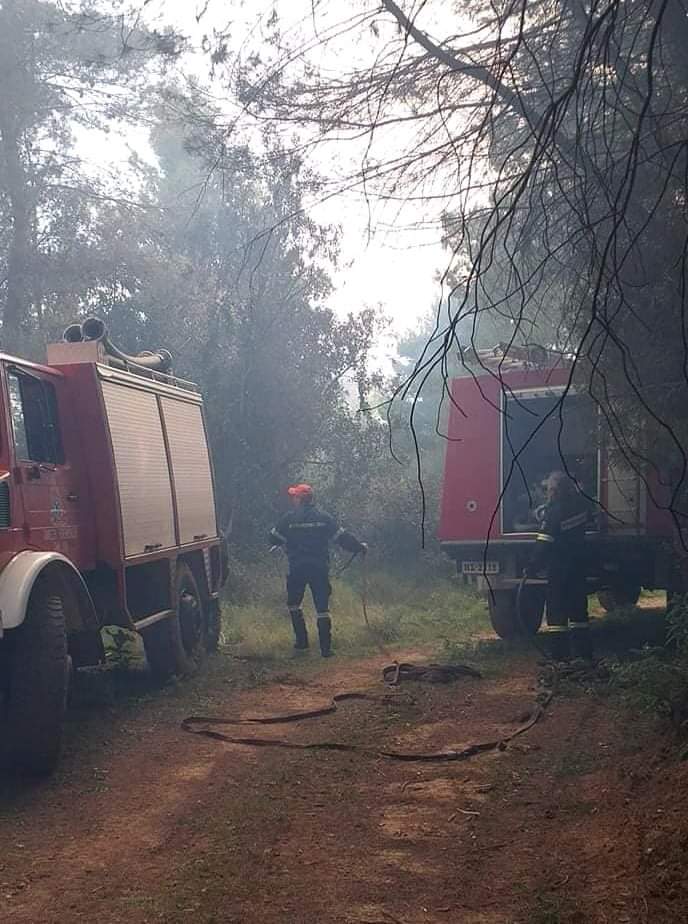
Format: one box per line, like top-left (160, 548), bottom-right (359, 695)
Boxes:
top-left (0, 321), bottom-right (226, 774)
top-left (439, 346), bottom-right (676, 639)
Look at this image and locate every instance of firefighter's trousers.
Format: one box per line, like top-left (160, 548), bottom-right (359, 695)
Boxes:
top-left (545, 558), bottom-right (592, 660)
top-left (287, 562), bottom-right (332, 614)
top-left (286, 562), bottom-right (333, 656)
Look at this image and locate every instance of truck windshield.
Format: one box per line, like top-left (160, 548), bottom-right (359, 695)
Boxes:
top-left (501, 391), bottom-right (598, 533)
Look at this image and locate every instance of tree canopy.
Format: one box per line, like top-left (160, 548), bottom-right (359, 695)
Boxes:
top-left (6, 0), bottom-right (686, 553)
top-left (227, 0), bottom-right (688, 525)
top-left (0, 0), bottom-right (432, 559)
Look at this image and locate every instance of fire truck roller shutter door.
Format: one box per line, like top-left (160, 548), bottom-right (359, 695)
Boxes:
top-left (160, 398), bottom-right (218, 545)
top-left (101, 382), bottom-right (176, 557)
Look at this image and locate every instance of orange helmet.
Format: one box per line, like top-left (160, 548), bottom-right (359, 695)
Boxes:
top-left (288, 483), bottom-right (314, 499)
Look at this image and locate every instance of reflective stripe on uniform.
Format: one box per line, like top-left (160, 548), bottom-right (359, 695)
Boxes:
top-left (560, 512), bottom-right (588, 532)
top-left (569, 621), bottom-right (590, 629)
top-left (271, 528), bottom-right (287, 543)
top-left (535, 532), bottom-right (555, 543)
top-left (290, 522), bottom-right (329, 530)
top-left (542, 624), bottom-right (569, 633)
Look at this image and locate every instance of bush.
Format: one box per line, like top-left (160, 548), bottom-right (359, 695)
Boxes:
top-left (223, 545), bottom-right (285, 605)
top-left (608, 594), bottom-right (688, 727)
top-left (667, 593), bottom-right (688, 656)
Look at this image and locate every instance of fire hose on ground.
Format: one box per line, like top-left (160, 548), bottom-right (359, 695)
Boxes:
top-left (181, 663), bottom-right (554, 762)
top-left (181, 559), bottom-right (556, 762)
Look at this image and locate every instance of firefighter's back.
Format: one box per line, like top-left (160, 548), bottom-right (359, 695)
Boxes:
top-left (279, 503), bottom-right (337, 567)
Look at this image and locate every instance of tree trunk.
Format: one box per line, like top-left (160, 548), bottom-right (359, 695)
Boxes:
top-left (0, 120), bottom-right (31, 354)
top-left (0, 3), bottom-right (32, 354)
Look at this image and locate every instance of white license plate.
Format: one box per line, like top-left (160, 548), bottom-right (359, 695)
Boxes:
top-left (462, 560), bottom-right (500, 575)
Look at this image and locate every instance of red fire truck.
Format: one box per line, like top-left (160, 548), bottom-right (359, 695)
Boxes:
top-left (439, 346), bottom-right (677, 639)
top-left (0, 319), bottom-right (226, 774)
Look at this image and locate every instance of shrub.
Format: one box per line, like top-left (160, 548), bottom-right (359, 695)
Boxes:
top-left (608, 594), bottom-right (688, 728)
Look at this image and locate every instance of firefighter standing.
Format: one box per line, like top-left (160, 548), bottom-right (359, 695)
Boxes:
top-left (530, 471), bottom-right (593, 661)
top-left (270, 484), bottom-right (367, 657)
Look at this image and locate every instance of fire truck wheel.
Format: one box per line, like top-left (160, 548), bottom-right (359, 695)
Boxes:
top-left (176, 563), bottom-right (206, 667)
top-left (0, 576), bottom-right (69, 775)
top-left (205, 599), bottom-right (221, 652)
top-left (488, 588), bottom-right (544, 639)
top-left (142, 617), bottom-right (183, 681)
top-left (142, 563), bottom-right (205, 681)
top-left (597, 584), bottom-right (641, 612)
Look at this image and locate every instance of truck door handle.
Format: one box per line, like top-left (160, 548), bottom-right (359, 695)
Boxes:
top-left (67, 493), bottom-right (79, 502)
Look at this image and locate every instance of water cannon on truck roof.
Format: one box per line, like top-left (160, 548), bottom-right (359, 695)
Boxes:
top-left (0, 319), bottom-right (227, 774)
top-left (439, 345), bottom-right (679, 639)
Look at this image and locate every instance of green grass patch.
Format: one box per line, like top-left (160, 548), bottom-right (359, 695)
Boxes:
top-left (219, 565), bottom-right (489, 663)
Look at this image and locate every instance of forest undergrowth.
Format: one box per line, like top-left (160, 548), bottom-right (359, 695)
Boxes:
top-left (220, 553), bottom-right (488, 662)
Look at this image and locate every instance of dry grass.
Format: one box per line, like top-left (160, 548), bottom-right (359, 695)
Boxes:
top-left (218, 564), bottom-right (489, 662)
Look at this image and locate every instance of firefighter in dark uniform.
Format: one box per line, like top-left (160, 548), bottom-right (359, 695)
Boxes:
top-left (270, 483), bottom-right (367, 657)
top-left (530, 471), bottom-right (592, 661)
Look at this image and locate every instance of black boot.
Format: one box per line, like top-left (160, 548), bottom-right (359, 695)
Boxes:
top-left (542, 628), bottom-right (571, 662)
top-left (290, 609), bottom-right (309, 650)
top-left (569, 622), bottom-right (593, 661)
top-left (317, 614), bottom-right (332, 658)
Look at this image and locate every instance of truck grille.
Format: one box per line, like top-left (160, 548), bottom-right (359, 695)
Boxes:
top-left (0, 481), bottom-right (10, 528)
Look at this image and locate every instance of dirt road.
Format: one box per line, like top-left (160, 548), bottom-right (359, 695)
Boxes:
top-left (1, 647), bottom-right (687, 924)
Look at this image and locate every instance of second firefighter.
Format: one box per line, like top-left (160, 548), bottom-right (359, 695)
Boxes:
top-left (270, 483), bottom-right (367, 657)
top-left (530, 471), bottom-right (593, 661)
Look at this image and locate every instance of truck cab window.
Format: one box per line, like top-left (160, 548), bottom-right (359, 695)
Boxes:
top-left (8, 371), bottom-right (64, 465)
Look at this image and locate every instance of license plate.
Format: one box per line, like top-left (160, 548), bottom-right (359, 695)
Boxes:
top-left (462, 560), bottom-right (500, 575)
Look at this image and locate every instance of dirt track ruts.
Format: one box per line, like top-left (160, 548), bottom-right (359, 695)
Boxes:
top-left (1, 648), bottom-right (687, 924)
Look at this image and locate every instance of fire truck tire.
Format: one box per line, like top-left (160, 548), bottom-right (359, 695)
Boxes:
top-left (176, 563), bottom-right (206, 667)
top-left (597, 584), bottom-right (641, 612)
top-left (488, 588), bottom-right (544, 639)
top-left (0, 576), bottom-right (69, 775)
top-left (142, 617), bottom-right (184, 681)
top-left (205, 599), bottom-right (221, 652)
top-left (142, 563), bottom-right (205, 680)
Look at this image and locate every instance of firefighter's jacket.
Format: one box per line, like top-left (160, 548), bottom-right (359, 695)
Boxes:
top-left (533, 493), bottom-right (590, 573)
top-left (270, 503), bottom-right (365, 569)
